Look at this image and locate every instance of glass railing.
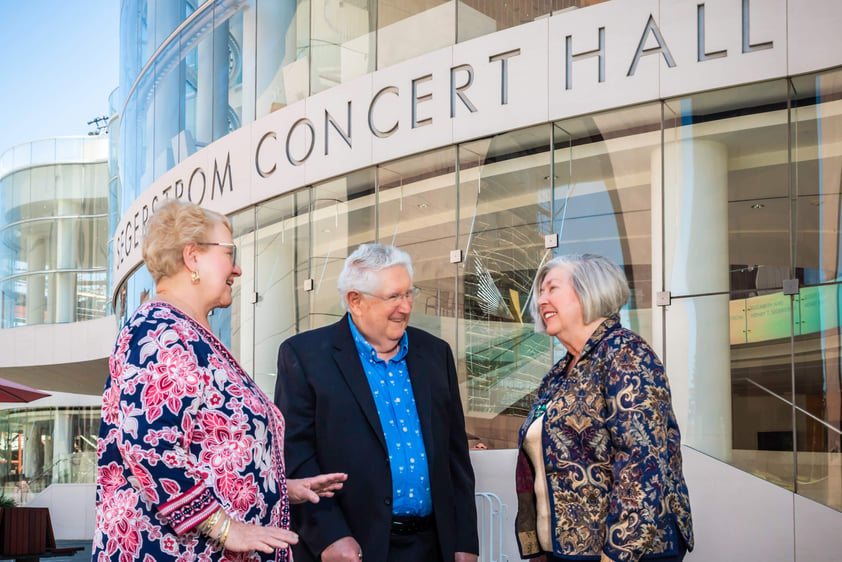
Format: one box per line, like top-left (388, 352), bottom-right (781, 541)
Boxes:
top-left (730, 376), bottom-right (842, 511)
top-left (0, 137), bottom-right (108, 178)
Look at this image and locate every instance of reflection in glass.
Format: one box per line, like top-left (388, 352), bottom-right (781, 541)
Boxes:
top-left (458, 127), bottom-right (553, 449)
top-left (256, 0), bottom-right (310, 117)
top-left (377, 1), bottom-right (453, 68)
top-left (379, 148), bottom-right (457, 344)
top-left (310, 170), bottom-right (376, 327)
top-left (456, 1), bottom-right (613, 43)
top-left (0, 151), bottom-right (109, 328)
top-left (310, 0), bottom-right (376, 95)
top-left (0, 407), bottom-right (100, 502)
top-left (554, 105), bottom-right (658, 338)
top-left (252, 191), bottom-right (311, 397)
top-left (791, 69), bottom-right (842, 510)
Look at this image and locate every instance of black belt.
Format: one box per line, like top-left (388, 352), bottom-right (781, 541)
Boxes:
top-left (390, 514), bottom-right (434, 535)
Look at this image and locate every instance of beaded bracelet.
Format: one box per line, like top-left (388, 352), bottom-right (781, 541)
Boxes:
top-left (200, 508), bottom-right (223, 536)
top-left (216, 516), bottom-right (232, 550)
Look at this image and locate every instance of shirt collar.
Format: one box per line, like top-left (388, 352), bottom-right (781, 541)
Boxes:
top-left (348, 315), bottom-right (409, 363)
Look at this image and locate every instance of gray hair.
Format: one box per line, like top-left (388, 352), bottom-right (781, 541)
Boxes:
top-left (531, 253), bottom-right (630, 333)
top-left (337, 244), bottom-right (414, 310)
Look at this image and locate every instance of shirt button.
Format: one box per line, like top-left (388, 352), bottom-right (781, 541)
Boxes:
top-left (384, 497), bottom-right (392, 506)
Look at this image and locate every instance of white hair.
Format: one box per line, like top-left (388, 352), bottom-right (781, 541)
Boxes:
top-left (530, 253), bottom-right (630, 334)
top-left (337, 244), bottom-right (414, 310)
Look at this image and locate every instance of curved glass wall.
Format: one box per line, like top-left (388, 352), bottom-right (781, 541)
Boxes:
top-left (116, 67), bottom-right (842, 513)
top-left (119, 0), bottom-right (613, 207)
top-left (0, 138), bottom-right (109, 328)
top-left (0, 406), bottom-right (100, 503)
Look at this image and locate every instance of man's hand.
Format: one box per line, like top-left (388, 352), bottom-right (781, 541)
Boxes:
top-left (321, 536), bottom-right (362, 562)
top-left (455, 552), bottom-right (478, 562)
top-left (287, 472), bottom-right (348, 504)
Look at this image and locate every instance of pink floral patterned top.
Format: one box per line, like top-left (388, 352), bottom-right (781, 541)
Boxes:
top-left (93, 301), bottom-right (290, 562)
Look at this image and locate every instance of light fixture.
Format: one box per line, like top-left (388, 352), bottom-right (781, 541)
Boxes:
top-left (750, 203), bottom-right (765, 209)
top-left (417, 202), bottom-right (429, 209)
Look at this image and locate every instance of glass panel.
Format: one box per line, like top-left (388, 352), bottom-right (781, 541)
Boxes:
top-left (253, 191), bottom-right (311, 397)
top-left (209, 208), bottom-right (253, 360)
top-left (457, 0), bottom-right (549, 43)
top-left (378, 147), bottom-right (456, 344)
top-left (225, 10), bottom-right (245, 136)
top-left (310, 0), bottom-right (375, 95)
top-left (310, 169), bottom-right (376, 327)
top-left (0, 407), bottom-right (100, 501)
top-left (255, 0), bottom-right (310, 117)
top-left (790, 69), bottom-right (842, 510)
top-left (554, 104), bottom-right (658, 340)
top-left (661, 83), bottom-right (790, 468)
top-left (727, 288), bottom-right (795, 491)
top-left (663, 82), bottom-right (791, 299)
top-left (456, 1), bottom-right (612, 43)
top-left (457, 126), bottom-right (553, 450)
top-left (377, 0), bottom-right (453, 68)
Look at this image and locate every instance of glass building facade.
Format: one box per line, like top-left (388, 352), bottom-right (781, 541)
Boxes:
top-left (0, 138), bottom-right (110, 328)
top-left (0, 405), bottom-right (100, 503)
top-left (0, 137), bottom-right (110, 508)
top-left (110, 0), bottom-right (842, 556)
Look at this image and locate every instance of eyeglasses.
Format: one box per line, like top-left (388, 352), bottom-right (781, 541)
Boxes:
top-left (198, 242), bottom-right (237, 265)
top-left (359, 286), bottom-right (421, 305)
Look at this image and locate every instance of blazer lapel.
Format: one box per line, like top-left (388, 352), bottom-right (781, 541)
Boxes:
top-left (405, 330), bottom-right (434, 462)
top-left (332, 316), bottom-right (388, 453)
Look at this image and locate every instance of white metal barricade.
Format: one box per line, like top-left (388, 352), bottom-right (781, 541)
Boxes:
top-left (475, 492), bottom-right (508, 562)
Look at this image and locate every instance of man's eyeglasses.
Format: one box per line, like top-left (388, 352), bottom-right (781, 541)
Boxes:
top-left (198, 242), bottom-right (237, 265)
top-left (360, 286), bottom-right (421, 305)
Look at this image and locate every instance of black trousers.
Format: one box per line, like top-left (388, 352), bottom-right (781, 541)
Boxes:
top-left (387, 527), bottom-right (443, 562)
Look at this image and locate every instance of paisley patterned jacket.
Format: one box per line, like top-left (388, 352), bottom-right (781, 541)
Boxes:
top-left (515, 316), bottom-right (693, 561)
top-left (93, 301), bottom-right (290, 562)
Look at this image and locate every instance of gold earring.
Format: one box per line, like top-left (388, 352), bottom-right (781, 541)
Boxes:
top-left (191, 270), bottom-right (200, 284)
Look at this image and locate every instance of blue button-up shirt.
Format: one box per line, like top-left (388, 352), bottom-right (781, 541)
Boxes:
top-left (348, 317), bottom-right (432, 516)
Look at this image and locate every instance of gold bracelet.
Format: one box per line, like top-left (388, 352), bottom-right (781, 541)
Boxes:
top-left (217, 516), bottom-right (232, 550)
top-left (200, 508), bottom-right (222, 536)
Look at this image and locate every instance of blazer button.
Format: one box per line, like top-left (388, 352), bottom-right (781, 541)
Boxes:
top-left (384, 497), bottom-right (392, 506)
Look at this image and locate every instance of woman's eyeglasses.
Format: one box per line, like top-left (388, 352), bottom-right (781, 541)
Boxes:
top-left (198, 242), bottom-right (237, 265)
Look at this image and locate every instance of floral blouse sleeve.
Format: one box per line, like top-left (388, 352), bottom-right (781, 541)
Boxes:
top-left (101, 307), bottom-right (219, 535)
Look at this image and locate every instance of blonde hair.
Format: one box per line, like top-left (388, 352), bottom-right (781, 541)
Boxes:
top-left (142, 200), bottom-right (231, 283)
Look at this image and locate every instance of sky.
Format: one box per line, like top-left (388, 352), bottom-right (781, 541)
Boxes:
top-left (0, 1), bottom-right (120, 154)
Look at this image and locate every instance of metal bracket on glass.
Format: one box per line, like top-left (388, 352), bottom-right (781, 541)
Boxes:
top-left (303, 278), bottom-right (314, 291)
top-left (783, 278), bottom-right (800, 295)
top-left (450, 250), bottom-right (463, 264)
top-left (655, 291), bottom-right (671, 307)
top-left (544, 234), bottom-right (559, 249)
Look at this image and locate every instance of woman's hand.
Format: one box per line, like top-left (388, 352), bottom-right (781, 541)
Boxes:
top-left (219, 519), bottom-right (299, 553)
top-left (287, 472), bottom-right (348, 504)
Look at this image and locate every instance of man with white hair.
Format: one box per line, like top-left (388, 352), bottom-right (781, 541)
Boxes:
top-left (275, 243), bottom-right (478, 562)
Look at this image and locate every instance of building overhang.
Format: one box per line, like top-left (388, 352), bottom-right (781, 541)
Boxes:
top-left (0, 316), bottom-right (115, 396)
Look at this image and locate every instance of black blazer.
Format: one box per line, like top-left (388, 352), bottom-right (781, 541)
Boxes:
top-left (274, 315), bottom-right (478, 562)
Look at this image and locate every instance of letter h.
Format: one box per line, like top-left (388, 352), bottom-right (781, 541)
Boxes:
top-left (566, 27), bottom-right (605, 90)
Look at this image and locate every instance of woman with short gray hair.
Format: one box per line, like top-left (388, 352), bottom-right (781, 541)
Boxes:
top-left (516, 253), bottom-right (694, 562)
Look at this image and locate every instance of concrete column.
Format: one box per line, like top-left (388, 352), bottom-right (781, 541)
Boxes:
top-left (25, 227), bottom-right (47, 325)
top-left (653, 139), bottom-right (732, 461)
top-left (55, 201), bottom-right (77, 323)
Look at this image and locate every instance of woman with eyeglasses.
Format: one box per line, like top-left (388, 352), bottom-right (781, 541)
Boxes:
top-left (93, 200), bottom-right (346, 561)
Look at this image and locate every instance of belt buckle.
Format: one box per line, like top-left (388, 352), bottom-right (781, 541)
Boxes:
top-left (390, 515), bottom-right (428, 535)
